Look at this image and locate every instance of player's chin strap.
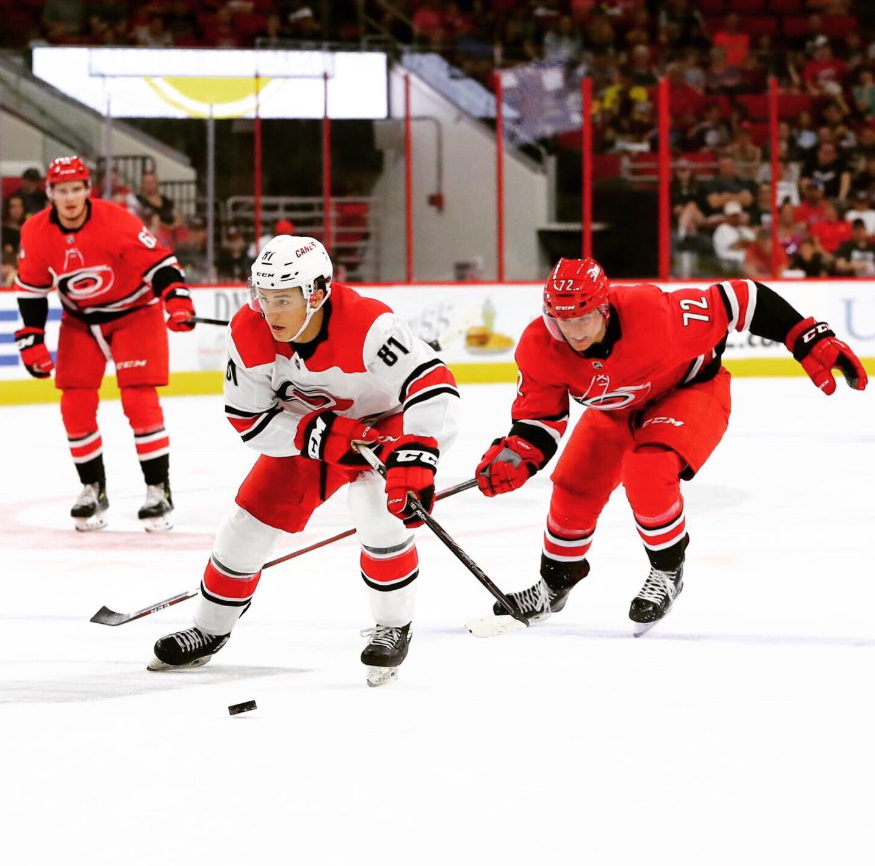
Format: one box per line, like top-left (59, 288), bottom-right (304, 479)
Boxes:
top-left (287, 289), bottom-right (330, 342)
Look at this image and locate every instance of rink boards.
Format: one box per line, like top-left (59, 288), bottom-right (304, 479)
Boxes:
top-left (1, 279), bottom-right (874, 404)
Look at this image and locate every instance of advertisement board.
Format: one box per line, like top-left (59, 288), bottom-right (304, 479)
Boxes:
top-left (2, 281), bottom-right (874, 404)
top-left (31, 47), bottom-right (388, 120)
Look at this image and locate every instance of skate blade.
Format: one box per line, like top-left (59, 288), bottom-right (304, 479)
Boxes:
top-left (366, 666), bottom-right (399, 687)
top-left (147, 655), bottom-right (211, 672)
top-left (631, 619), bottom-right (660, 638)
top-left (74, 514), bottom-right (107, 532)
top-left (141, 514), bottom-right (173, 533)
top-left (465, 615), bottom-right (529, 638)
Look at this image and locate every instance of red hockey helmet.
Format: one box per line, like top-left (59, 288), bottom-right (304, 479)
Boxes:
top-left (542, 257), bottom-right (610, 341)
top-left (46, 156), bottom-right (91, 188)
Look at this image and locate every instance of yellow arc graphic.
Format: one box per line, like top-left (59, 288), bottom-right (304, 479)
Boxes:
top-left (144, 76), bottom-right (275, 118)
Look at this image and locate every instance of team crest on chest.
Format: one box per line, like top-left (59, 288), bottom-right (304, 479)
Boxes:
top-left (275, 381), bottom-right (354, 413)
top-left (58, 264), bottom-right (116, 301)
top-left (571, 373), bottom-right (652, 410)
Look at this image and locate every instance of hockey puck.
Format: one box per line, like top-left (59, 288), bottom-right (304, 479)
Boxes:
top-left (228, 700), bottom-right (257, 716)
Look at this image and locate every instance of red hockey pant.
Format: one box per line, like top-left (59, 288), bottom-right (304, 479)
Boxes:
top-left (546, 368), bottom-right (731, 560)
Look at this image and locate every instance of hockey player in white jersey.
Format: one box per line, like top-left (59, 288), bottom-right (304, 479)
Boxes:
top-left (148, 236), bottom-right (460, 685)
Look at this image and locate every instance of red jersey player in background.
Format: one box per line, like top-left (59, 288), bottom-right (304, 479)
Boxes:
top-left (147, 235), bottom-right (459, 686)
top-left (476, 258), bottom-right (868, 634)
top-left (13, 156), bottom-right (195, 532)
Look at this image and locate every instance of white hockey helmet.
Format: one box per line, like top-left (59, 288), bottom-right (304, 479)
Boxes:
top-left (248, 235), bottom-right (333, 341)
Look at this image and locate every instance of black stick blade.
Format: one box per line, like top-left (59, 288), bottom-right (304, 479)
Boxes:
top-left (90, 606), bottom-right (129, 626)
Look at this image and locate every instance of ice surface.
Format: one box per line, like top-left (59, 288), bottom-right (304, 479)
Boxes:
top-left (2, 379), bottom-right (873, 865)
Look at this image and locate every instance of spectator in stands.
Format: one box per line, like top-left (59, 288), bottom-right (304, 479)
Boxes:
top-left (137, 172), bottom-right (178, 227)
top-left (844, 189), bottom-right (875, 234)
top-left (42, 0), bottom-right (86, 40)
top-left (16, 168), bottom-right (48, 217)
top-left (795, 179), bottom-right (830, 230)
top-left (713, 14), bottom-right (749, 70)
top-left (854, 127), bottom-right (875, 167)
top-left (627, 45), bottom-right (658, 88)
top-left (791, 110), bottom-right (820, 159)
top-left (835, 218), bottom-right (875, 276)
top-left (820, 99), bottom-right (857, 153)
top-left (658, 0), bottom-right (709, 53)
top-left (666, 61), bottom-right (703, 120)
top-left (210, 5), bottom-right (241, 48)
top-left (713, 201), bottom-right (755, 275)
top-left (705, 46), bottom-right (742, 95)
top-left (804, 35), bottom-right (849, 96)
top-left (810, 200), bottom-right (852, 254)
top-left (174, 215), bottom-right (210, 283)
top-left (842, 31), bottom-right (866, 71)
top-left (743, 228), bottom-right (787, 279)
top-left (852, 68), bottom-right (875, 120)
top-left (789, 236), bottom-right (831, 276)
top-left (1, 195), bottom-right (26, 251)
top-left (543, 15), bottom-right (582, 65)
top-left (682, 47), bottom-right (707, 93)
top-left (851, 156), bottom-right (875, 200)
top-left (802, 140), bottom-right (852, 202)
top-left (671, 158), bottom-right (708, 241)
top-left (216, 227), bottom-right (249, 281)
top-left (135, 14), bottom-right (173, 47)
top-left (684, 101), bottom-right (730, 152)
top-left (288, 4), bottom-right (321, 40)
top-left (413, 0), bottom-right (446, 48)
top-left (799, 15), bottom-right (827, 56)
top-left (776, 201), bottom-right (806, 258)
top-left (750, 182), bottom-right (776, 229)
top-left (257, 12), bottom-right (291, 47)
top-left (585, 12), bottom-right (616, 54)
top-left (706, 156), bottom-right (755, 215)
top-left (623, 6), bottom-right (653, 52)
top-left (249, 218), bottom-right (296, 260)
top-left (1, 249), bottom-right (17, 288)
top-left (724, 122), bottom-right (762, 181)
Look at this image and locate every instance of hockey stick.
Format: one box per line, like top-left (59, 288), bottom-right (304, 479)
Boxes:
top-left (191, 316), bottom-right (230, 327)
top-left (89, 478), bottom-right (478, 627)
top-left (355, 445), bottom-right (528, 638)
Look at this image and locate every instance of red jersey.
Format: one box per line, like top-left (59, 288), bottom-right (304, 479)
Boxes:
top-left (15, 199), bottom-right (180, 324)
top-left (510, 280), bottom-right (758, 444)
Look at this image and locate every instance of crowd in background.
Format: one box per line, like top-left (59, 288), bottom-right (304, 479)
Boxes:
top-left (2, 1), bottom-right (875, 281)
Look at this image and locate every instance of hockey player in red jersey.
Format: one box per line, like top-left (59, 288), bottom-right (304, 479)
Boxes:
top-left (13, 156), bottom-right (195, 532)
top-left (147, 235), bottom-right (460, 686)
top-left (476, 258), bottom-right (868, 634)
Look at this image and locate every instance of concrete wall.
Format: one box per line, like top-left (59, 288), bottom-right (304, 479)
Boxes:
top-left (374, 66), bottom-right (550, 282)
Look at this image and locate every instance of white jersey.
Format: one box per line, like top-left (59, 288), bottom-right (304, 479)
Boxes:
top-left (223, 283), bottom-right (460, 457)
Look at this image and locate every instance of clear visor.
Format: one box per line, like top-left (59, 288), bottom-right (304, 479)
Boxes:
top-left (542, 307), bottom-right (599, 342)
top-left (247, 280), bottom-right (307, 313)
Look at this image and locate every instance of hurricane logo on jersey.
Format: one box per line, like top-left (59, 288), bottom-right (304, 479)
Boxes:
top-left (275, 381), bottom-right (354, 414)
top-left (58, 265), bottom-right (116, 301)
top-left (571, 374), bottom-right (652, 410)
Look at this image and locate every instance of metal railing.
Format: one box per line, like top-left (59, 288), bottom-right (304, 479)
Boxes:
top-left (227, 195), bottom-right (381, 282)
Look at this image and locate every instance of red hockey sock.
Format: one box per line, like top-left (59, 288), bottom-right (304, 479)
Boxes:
top-left (623, 446), bottom-right (687, 553)
top-left (121, 386), bottom-right (170, 470)
top-left (360, 538), bottom-right (419, 592)
top-left (202, 555), bottom-right (262, 607)
top-left (60, 389), bottom-right (104, 481)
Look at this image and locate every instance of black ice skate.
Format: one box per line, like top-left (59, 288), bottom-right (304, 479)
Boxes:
top-left (629, 535), bottom-right (689, 636)
top-left (71, 481), bottom-right (109, 532)
top-left (493, 555), bottom-right (590, 622)
top-left (147, 627), bottom-right (230, 671)
top-left (138, 482), bottom-right (174, 532)
top-left (360, 623), bottom-right (412, 687)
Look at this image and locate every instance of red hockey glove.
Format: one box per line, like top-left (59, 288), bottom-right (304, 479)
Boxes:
top-left (785, 317), bottom-right (868, 396)
top-left (163, 284), bottom-right (196, 332)
top-left (384, 435), bottom-right (440, 528)
top-left (294, 410), bottom-right (381, 466)
top-left (476, 435), bottom-right (546, 497)
top-left (14, 327), bottom-right (54, 379)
